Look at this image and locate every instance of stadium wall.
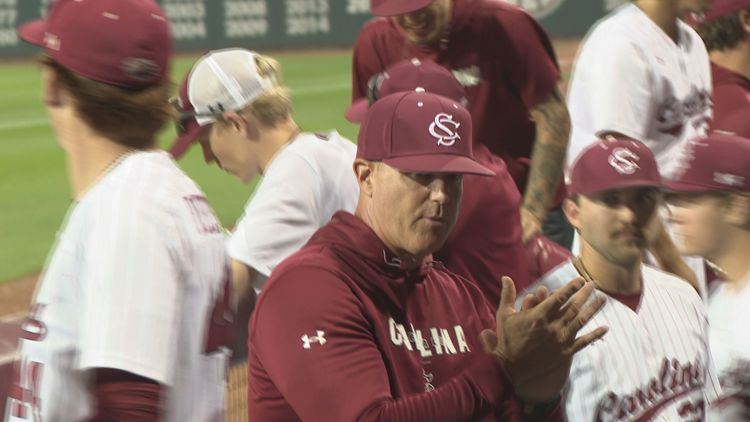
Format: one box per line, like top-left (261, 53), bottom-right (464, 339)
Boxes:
top-left (0, 0), bottom-right (626, 58)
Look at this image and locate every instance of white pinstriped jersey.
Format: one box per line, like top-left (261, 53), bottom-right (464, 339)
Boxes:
top-left (522, 260), bottom-right (721, 421)
top-left (567, 2), bottom-right (711, 181)
top-left (706, 274), bottom-right (750, 421)
top-left (4, 151), bottom-right (230, 422)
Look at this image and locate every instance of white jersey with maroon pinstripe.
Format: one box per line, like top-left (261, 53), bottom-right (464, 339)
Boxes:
top-left (4, 151), bottom-right (230, 422)
top-left (707, 273), bottom-right (750, 420)
top-left (567, 2), bottom-right (711, 181)
top-left (521, 260), bottom-right (721, 421)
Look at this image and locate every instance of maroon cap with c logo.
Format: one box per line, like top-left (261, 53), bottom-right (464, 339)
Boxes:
top-left (357, 91), bottom-right (493, 176)
top-left (567, 137), bottom-right (663, 196)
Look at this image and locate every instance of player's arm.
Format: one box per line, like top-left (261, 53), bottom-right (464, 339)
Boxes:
top-left (497, 9), bottom-right (569, 242)
top-left (524, 88), bottom-right (571, 242)
top-left (89, 369), bottom-right (162, 421)
top-left (228, 259), bottom-right (263, 361)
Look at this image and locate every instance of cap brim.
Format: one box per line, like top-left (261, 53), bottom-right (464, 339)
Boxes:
top-left (570, 179), bottom-right (664, 196)
top-left (168, 120), bottom-right (208, 159)
top-left (662, 180), bottom-right (718, 193)
top-left (17, 20), bottom-right (47, 46)
top-left (345, 99), bottom-right (369, 123)
top-left (372, 0), bottom-right (433, 16)
top-left (385, 154), bottom-right (495, 177)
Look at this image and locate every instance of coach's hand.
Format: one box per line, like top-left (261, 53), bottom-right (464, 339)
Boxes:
top-left (479, 276), bottom-right (607, 404)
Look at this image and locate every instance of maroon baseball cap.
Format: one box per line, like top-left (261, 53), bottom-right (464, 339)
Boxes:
top-left (357, 91), bottom-right (493, 176)
top-left (567, 137), bottom-right (662, 196)
top-left (371, 0), bottom-right (433, 16)
top-left (346, 58), bottom-right (466, 123)
top-left (17, 0), bottom-right (171, 89)
top-left (702, 0), bottom-right (750, 22)
top-left (168, 73), bottom-right (210, 159)
top-left (665, 132), bottom-right (750, 192)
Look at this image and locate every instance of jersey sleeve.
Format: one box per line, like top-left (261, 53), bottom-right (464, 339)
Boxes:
top-left (583, 37), bottom-right (655, 140)
top-left (77, 199), bottom-right (183, 386)
top-left (228, 151), bottom-right (323, 280)
top-left (492, 7), bottom-right (561, 110)
top-left (250, 265), bottom-right (513, 421)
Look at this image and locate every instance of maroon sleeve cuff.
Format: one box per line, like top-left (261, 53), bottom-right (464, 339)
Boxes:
top-left (465, 353), bottom-right (514, 405)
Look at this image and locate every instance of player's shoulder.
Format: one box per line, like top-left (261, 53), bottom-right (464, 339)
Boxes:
top-left (678, 19), bottom-right (709, 56)
top-left (582, 3), bottom-right (644, 45)
top-left (287, 131), bottom-right (355, 157)
top-left (642, 264), bottom-right (703, 303)
top-left (254, 245), bottom-right (354, 310)
top-left (279, 131), bottom-right (356, 176)
top-left (89, 151), bottom-right (200, 208)
top-left (516, 259), bottom-right (577, 309)
top-left (358, 16), bottom-right (396, 39)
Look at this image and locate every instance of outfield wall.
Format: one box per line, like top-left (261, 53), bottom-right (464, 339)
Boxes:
top-left (0, 0), bottom-right (625, 58)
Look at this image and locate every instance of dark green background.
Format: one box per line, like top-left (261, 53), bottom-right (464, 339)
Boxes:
top-left (0, 0), bottom-right (623, 57)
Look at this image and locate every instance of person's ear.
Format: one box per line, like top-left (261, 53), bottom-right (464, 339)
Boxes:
top-left (739, 9), bottom-right (750, 35)
top-left (42, 66), bottom-right (63, 108)
top-left (353, 159), bottom-right (376, 197)
top-left (223, 112), bottom-right (260, 141)
top-left (563, 196), bottom-right (581, 232)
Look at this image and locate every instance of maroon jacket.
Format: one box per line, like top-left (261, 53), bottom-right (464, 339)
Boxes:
top-left (710, 62), bottom-right (750, 138)
top-left (247, 212), bottom-right (561, 421)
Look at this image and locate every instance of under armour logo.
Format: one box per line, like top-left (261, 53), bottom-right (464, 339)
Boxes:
top-left (383, 250), bottom-right (402, 268)
top-left (714, 172), bottom-right (745, 187)
top-left (301, 330), bottom-right (326, 349)
top-left (429, 113), bottom-right (460, 147)
top-left (608, 147), bottom-right (640, 175)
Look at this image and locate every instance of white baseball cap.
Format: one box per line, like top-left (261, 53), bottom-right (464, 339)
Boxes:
top-left (186, 48), bottom-right (275, 126)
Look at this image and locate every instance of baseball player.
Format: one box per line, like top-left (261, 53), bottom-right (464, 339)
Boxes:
top-left (248, 90), bottom-right (607, 421)
top-left (566, 0), bottom-right (714, 292)
top-left (5, 0), bottom-right (230, 421)
top-left (521, 137), bottom-right (721, 421)
top-left (352, 0), bottom-right (574, 249)
top-left (692, 0), bottom-right (750, 137)
top-left (665, 132), bottom-right (750, 420)
top-left (347, 58), bottom-right (568, 298)
top-left (169, 48), bottom-right (359, 422)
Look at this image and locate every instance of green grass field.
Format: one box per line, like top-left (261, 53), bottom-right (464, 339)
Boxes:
top-left (0, 51), bottom-right (359, 283)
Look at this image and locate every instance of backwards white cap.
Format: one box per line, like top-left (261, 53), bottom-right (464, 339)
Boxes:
top-left (187, 48), bottom-right (275, 126)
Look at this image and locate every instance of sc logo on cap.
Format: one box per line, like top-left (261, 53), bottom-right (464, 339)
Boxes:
top-left (608, 147), bottom-right (640, 175)
top-left (429, 113), bottom-right (461, 147)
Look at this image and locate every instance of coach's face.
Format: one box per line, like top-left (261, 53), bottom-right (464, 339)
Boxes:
top-left (393, 0), bottom-right (452, 46)
top-left (666, 192), bottom-right (730, 259)
top-left (354, 160), bottom-right (462, 268)
top-left (566, 187), bottom-right (661, 267)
